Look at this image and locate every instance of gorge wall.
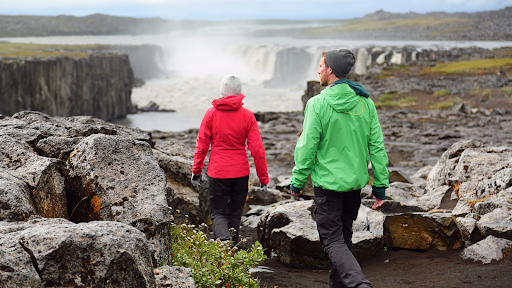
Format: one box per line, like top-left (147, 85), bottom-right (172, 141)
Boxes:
top-left (0, 53), bottom-right (134, 121)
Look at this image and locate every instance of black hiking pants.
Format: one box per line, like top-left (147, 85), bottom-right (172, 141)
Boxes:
top-left (208, 175), bottom-right (249, 245)
top-left (314, 187), bottom-right (373, 288)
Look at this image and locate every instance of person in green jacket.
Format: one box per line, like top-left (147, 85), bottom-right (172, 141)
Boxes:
top-left (290, 49), bottom-right (389, 288)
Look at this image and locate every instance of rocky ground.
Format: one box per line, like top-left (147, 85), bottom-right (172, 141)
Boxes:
top-left (153, 67), bottom-right (512, 287)
top-left (242, 226), bottom-right (512, 288)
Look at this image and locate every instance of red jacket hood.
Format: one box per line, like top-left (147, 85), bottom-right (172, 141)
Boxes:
top-left (212, 94), bottom-right (244, 111)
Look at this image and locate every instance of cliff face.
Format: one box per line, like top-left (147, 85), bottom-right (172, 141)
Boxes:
top-left (0, 53), bottom-right (134, 121)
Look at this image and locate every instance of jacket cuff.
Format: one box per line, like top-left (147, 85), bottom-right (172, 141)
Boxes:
top-left (290, 184), bottom-right (302, 194)
top-left (372, 186), bottom-right (386, 200)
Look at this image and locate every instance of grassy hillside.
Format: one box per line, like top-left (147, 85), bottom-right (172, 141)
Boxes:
top-left (0, 43), bottom-right (111, 58)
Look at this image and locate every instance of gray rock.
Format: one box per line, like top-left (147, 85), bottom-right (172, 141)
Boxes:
top-left (242, 200), bottom-right (296, 229)
top-left (426, 139), bottom-right (483, 192)
top-left (257, 201), bottom-right (383, 268)
top-left (476, 208), bottom-right (512, 240)
top-left (0, 218), bottom-right (156, 287)
top-left (455, 216), bottom-right (478, 242)
top-left (0, 170), bottom-right (35, 221)
top-left (258, 200), bottom-right (328, 269)
top-left (247, 186), bottom-right (291, 205)
top-left (460, 235), bottom-right (512, 264)
top-left (0, 135), bottom-right (67, 219)
top-left (152, 140), bottom-right (208, 225)
top-left (154, 266), bottom-right (195, 288)
top-left (450, 102), bottom-right (473, 114)
top-left (67, 134), bottom-right (172, 267)
top-left (35, 136), bottom-right (83, 159)
top-left (452, 200), bottom-right (473, 217)
top-left (11, 111), bottom-right (153, 146)
top-left (140, 101), bottom-right (161, 112)
top-left (412, 165), bottom-right (433, 180)
top-left (389, 169), bottom-right (413, 184)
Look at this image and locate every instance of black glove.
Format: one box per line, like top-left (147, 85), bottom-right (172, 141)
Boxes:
top-left (191, 174), bottom-right (202, 187)
top-left (260, 183), bottom-right (268, 193)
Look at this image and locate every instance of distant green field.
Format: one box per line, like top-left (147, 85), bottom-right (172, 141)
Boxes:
top-left (424, 58), bottom-right (512, 75)
top-left (302, 17), bottom-right (471, 36)
top-left (0, 42), bottom-right (111, 58)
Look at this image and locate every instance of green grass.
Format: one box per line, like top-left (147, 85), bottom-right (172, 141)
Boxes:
top-left (482, 88), bottom-right (493, 98)
top-left (433, 89), bottom-right (451, 98)
top-left (374, 94), bottom-right (418, 109)
top-left (431, 101), bottom-right (454, 110)
top-left (471, 87), bottom-right (482, 95)
top-left (0, 42), bottom-right (111, 58)
top-left (502, 86), bottom-right (512, 97)
top-left (423, 58), bottom-right (512, 75)
top-left (302, 17), bottom-right (470, 36)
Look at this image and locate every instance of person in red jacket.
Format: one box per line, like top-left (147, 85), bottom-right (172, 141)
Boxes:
top-left (191, 74), bottom-right (269, 245)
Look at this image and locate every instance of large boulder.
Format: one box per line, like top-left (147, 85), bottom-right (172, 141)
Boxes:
top-left (383, 212), bottom-right (462, 250)
top-left (0, 217), bottom-right (155, 287)
top-left (460, 235), bottom-right (512, 264)
top-left (0, 170), bottom-right (35, 221)
top-left (152, 140), bottom-right (209, 225)
top-left (66, 134), bottom-right (172, 266)
top-left (256, 200), bottom-right (384, 268)
top-left (0, 135), bottom-right (67, 219)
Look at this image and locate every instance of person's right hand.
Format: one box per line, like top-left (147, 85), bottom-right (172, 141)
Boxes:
top-left (368, 194), bottom-right (384, 210)
top-left (191, 174), bottom-right (202, 187)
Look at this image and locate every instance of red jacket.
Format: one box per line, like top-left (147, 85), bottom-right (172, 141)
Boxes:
top-left (192, 94), bottom-right (269, 184)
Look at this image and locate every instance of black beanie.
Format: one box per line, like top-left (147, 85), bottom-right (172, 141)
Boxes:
top-left (325, 49), bottom-right (355, 78)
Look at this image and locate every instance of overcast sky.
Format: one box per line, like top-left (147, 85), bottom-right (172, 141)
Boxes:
top-left (2, 0), bottom-right (511, 20)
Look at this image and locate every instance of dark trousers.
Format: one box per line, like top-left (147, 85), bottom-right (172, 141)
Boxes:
top-left (314, 187), bottom-right (372, 288)
top-left (208, 175), bottom-right (249, 244)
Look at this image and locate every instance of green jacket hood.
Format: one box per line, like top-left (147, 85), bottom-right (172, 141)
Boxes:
top-left (321, 83), bottom-right (361, 113)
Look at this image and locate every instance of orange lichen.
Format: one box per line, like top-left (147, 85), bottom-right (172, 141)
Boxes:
top-left (91, 196), bottom-right (101, 214)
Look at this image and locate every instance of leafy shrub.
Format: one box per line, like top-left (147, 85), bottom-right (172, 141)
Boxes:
top-left (171, 223), bottom-right (267, 288)
top-left (502, 86), bottom-right (512, 98)
top-left (433, 89), bottom-right (451, 97)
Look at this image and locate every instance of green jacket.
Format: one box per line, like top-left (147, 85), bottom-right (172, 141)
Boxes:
top-left (291, 82), bottom-right (389, 198)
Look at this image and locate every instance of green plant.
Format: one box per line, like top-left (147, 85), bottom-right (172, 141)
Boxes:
top-left (379, 94), bottom-right (394, 102)
top-left (171, 223), bottom-right (267, 288)
top-left (396, 96), bottom-right (418, 107)
top-left (431, 100), bottom-right (454, 110)
top-left (422, 58), bottom-right (512, 75)
top-left (471, 86), bottom-right (481, 95)
top-left (433, 89), bottom-right (451, 98)
top-left (482, 88), bottom-right (493, 98)
top-left (502, 86), bottom-right (512, 98)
